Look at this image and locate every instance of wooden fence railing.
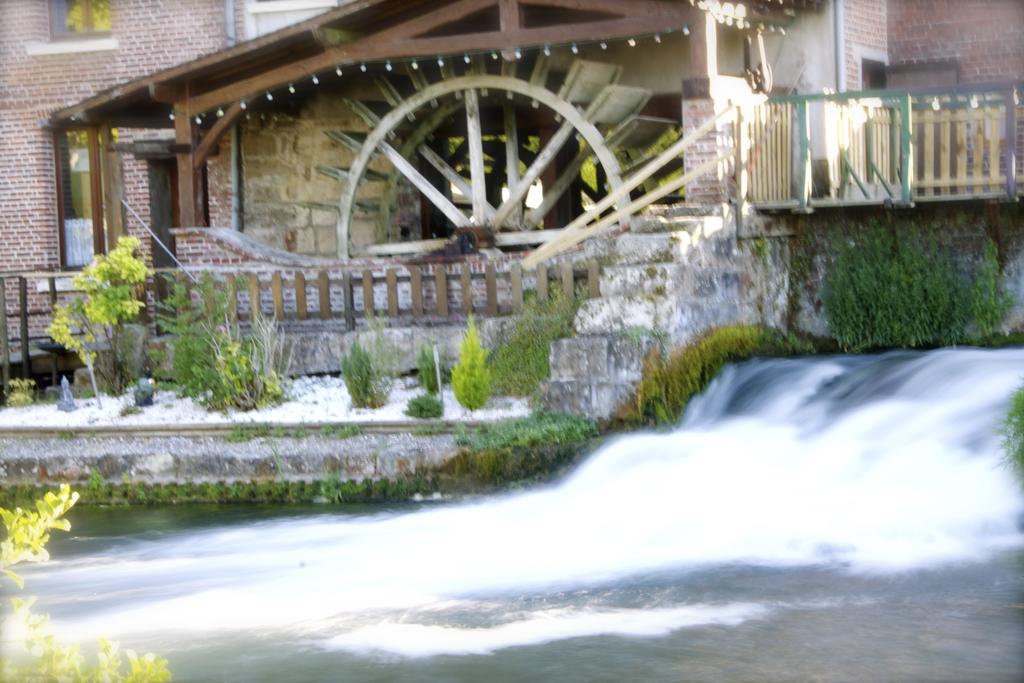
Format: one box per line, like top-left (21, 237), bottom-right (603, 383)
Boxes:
top-left (0, 258), bottom-right (601, 393)
top-left (740, 82), bottom-right (1022, 209)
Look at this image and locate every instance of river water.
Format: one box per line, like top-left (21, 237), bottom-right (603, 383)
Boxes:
top-left (10, 348), bottom-right (1024, 681)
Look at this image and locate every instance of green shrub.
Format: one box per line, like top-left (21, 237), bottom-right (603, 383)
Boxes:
top-left (619, 325), bottom-right (810, 427)
top-left (157, 275), bottom-right (288, 412)
top-left (417, 345), bottom-right (442, 395)
top-left (5, 379), bottom-right (36, 408)
top-left (822, 226), bottom-right (1012, 351)
top-left (1003, 383), bottom-right (1024, 483)
top-left (971, 239), bottom-right (1013, 341)
top-left (406, 393), bottom-right (444, 419)
top-left (456, 412), bottom-right (598, 453)
top-left (156, 274), bottom-right (226, 398)
top-left (490, 289), bottom-right (579, 396)
top-left (452, 316), bottom-right (491, 410)
top-left (341, 341), bottom-right (389, 408)
top-left (48, 236), bottom-right (150, 395)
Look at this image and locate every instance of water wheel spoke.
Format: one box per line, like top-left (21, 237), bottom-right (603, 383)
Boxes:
top-left (503, 103), bottom-right (523, 227)
top-left (493, 116), bottom-right (577, 226)
top-left (465, 88), bottom-right (489, 225)
top-left (419, 146), bottom-right (496, 221)
top-left (380, 141), bottom-right (471, 229)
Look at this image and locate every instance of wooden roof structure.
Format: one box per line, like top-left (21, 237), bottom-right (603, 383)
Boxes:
top-left (48, 0), bottom-right (813, 128)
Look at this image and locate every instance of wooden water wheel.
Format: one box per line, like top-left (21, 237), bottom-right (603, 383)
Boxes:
top-left (320, 55), bottom-right (679, 258)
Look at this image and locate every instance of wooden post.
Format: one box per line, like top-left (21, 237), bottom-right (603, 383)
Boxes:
top-left (485, 264), bottom-right (497, 316)
top-left (435, 266), bottom-right (449, 318)
top-left (342, 271), bottom-right (355, 330)
top-left (271, 272), bottom-right (285, 321)
top-left (409, 265), bottom-right (424, 318)
top-left (386, 268), bottom-right (399, 317)
top-left (362, 270), bottom-right (375, 316)
top-left (560, 261), bottom-right (574, 299)
top-left (248, 274), bottom-right (261, 320)
top-left (174, 106), bottom-right (200, 227)
top-left (18, 277), bottom-right (29, 379)
top-left (510, 262), bottom-right (524, 313)
top-left (294, 272), bottom-right (308, 321)
top-left (796, 100), bottom-right (811, 210)
top-left (461, 263), bottom-right (473, 316)
top-left (900, 93), bottom-right (913, 205)
top-left (0, 279), bottom-right (9, 396)
top-left (536, 263), bottom-right (548, 302)
top-left (588, 261), bottom-right (600, 299)
top-left (317, 271), bottom-right (331, 320)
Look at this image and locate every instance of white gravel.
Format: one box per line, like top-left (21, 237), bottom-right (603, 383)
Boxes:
top-left (0, 376), bottom-right (529, 428)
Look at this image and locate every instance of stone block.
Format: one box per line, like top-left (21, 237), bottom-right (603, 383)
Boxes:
top-left (548, 336), bottom-right (610, 381)
top-left (542, 379), bottom-right (594, 417)
top-left (590, 382), bottom-right (638, 420)
top-left (607, 335), bottom-right (656, 381)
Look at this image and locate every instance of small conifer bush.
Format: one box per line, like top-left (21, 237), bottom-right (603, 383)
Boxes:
top-left (417, 345), bottom-right (441, 395)
top-left (452, 316), bottom-right (491, 410)
top-left (341, 341), bottom-right (389, 409)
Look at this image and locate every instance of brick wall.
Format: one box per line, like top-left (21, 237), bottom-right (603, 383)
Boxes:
top-left (887, 0), bottom-right (1024, 84)
top-left (0, 0), bottom-right (232, 281)
top-left (843, 0), bottom-right (888, 90)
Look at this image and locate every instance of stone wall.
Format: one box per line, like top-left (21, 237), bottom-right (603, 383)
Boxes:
top-left (773, 203), bottom-right (1024, 339)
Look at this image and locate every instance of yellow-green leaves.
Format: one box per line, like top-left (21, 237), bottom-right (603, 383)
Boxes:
top-left (47, 236), bottom-right (151, 394)
top-left (1, 485), bottom-right (174, 681)
top-left (0, 484), bottom-right (79, 588)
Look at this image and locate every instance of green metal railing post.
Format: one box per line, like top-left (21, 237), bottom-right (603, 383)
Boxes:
top-left (797, 100), bottom-right (811, 210)
top-left (899, 93), bottom-right (913, 205)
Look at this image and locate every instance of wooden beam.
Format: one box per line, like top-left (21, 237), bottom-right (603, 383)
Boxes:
top-left (174, 106), bottom-right (200, 227)
top-left (149, 83), bottom-right (184, 103)
top-left (525, 107), bottom-right (735, 264)
top-left (526, 154), bottom-right (730, 266)
top-left (521, 0), bottom-right (688, 16)
top-left (499, 0), bottom-right (522, 60)
top-left (465, 88), bottom-right (489, 224)
top-left (187, 14), bottom-right (693, 113)
top-left (312, 27), bottom-right (365, 47)
top-left (193, 102), bottom-right (243, 169)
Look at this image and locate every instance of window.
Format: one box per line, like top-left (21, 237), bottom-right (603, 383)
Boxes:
top-left (54, 129), bottom-right (105, 268)
top-left (50, 0), bottom-right (111, 37)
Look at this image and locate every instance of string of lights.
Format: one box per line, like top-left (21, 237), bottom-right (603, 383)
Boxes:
top-left (170, 26), bottom-right (770, 123)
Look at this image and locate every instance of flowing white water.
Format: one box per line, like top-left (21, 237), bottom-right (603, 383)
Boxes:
top-left (22, 348), bottom-right (1024, 659)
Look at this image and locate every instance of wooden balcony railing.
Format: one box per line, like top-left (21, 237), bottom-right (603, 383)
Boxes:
top-left (739, 82), bottom-right (1022, 210)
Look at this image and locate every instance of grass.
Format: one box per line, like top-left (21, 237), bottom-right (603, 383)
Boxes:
top-left (223, 424), bottom-right (362, 442)
top-left (1003, 383), bottom-right (1024, 485)
top-left (489, 290), bottom-right (580, 397)
top-left (0, 475), bottom-right (439, 508)
top-left (455, 412), bottom-right (598, 453)
top-left (616, 325), bottom-right (813, 427)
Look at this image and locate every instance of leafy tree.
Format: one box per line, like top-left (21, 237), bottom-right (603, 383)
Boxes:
top-left (452, 316), bottom-right (491, 410)
top-left (49, 236), bottom-right (150, 397)
top-left (1, 484), bottom-right (172, 681)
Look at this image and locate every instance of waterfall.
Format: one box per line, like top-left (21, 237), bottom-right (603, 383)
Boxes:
top-left (23, 348), bottom-right (1024, 660)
